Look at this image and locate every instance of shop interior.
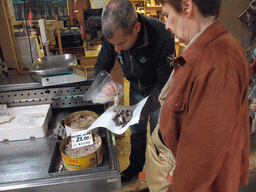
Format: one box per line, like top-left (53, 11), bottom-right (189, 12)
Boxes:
top-left (0, 0), bottom-right (256, 191)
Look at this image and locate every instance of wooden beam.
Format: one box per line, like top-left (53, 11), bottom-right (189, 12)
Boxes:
top-left (0, 0), bottom-right (22, 72)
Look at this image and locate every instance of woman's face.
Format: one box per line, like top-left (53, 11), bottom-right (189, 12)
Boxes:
top-left (162, 2), bottom-right (188, 44)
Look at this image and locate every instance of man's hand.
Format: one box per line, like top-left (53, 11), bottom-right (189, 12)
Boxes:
top-left (101, 81), bottom-right (119, 97)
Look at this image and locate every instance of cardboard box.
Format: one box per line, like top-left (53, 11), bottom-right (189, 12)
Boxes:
top-left (0, 104), bottom-right (52, 142)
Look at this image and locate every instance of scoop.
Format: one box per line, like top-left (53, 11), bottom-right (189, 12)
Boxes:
top-left (114, 94), bottom-right (119, 112)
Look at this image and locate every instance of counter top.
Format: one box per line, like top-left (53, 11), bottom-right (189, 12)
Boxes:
top-left (0, 105), bottom-right (121, 192)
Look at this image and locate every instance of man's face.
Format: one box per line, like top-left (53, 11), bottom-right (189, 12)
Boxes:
top-left (107, 27), bottom-right (138, 53)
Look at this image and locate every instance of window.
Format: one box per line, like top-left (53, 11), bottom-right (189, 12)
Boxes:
top-left (12, 0), bottom-right (69, 21)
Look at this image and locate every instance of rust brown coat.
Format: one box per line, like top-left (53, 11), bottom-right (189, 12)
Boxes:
top-left (159, 19), bottom-right (250, 192)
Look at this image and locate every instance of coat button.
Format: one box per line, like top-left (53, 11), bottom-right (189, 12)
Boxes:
top-left (175, 103), bottom-right (178, 107)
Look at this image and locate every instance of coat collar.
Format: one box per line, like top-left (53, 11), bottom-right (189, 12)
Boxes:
top-left (175, 19), bottom-right (228, 66)
top-left (128, 13), bottom-right (149, 53)
top-left (136, 13), bottom-right (149, 48)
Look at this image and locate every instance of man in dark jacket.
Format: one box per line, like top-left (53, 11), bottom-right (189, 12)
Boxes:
top-left (94, 0), bottom-right (175, 182)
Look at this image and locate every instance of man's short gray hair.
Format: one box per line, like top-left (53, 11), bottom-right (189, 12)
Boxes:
top-left (101, 0), bottom-right (138, 39)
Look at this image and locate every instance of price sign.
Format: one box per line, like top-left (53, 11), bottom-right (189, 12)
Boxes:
top-left (71, 130), bottom-right (94, 149)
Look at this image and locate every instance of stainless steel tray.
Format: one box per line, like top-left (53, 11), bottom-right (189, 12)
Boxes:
top-left (31, 54), bottom-right (77, 76)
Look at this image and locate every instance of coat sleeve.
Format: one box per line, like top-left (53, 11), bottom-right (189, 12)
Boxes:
top-left (94, 37), bottom-right (118, 76)
top-left (169, 69), bottom-right (243, 191)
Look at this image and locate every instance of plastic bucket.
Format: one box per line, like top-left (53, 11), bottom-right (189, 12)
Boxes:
top-left (59, 134), bottom-right (103, 171)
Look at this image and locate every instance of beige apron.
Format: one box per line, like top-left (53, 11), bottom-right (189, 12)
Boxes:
top-left (144, 71), bottom-right (176, 191)
top-left (144, 125), bottom-right (176, 192)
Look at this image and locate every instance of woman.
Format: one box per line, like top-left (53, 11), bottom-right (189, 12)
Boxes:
top-left (145, 0), bottom-right (250, 191)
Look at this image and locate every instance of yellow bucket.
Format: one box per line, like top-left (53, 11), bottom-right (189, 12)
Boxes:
top-left (64, 110), bottom-right (98, 136)
top-left (59, 134), bottom-right (103, 171)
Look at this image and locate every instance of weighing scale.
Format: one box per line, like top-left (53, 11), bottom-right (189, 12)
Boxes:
top-left (31, 54), bottom-right (87, 86)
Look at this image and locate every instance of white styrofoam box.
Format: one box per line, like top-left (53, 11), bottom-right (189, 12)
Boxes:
top-left (0, 104), bottom-right (52, 142)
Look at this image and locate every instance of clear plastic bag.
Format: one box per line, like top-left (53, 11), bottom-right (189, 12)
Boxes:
top-left (83, 70), bottom-right (124, 104)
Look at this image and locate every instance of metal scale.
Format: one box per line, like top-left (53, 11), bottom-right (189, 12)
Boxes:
top-left (31, 54), bottom-right (87, 87)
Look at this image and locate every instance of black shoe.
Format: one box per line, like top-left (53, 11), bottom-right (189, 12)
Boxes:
top-left (121, 166), bottom-right (139, 182)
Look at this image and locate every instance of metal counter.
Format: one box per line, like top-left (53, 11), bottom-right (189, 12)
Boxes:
top-left (0, 74), bottom-right (121, 192)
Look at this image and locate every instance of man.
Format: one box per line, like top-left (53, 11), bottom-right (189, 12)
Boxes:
top-left (145, 0), bottom-right (250, 191)
top-left (94, 0), bottom-right (175, 182)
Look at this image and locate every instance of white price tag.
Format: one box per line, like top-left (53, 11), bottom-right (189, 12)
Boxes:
top-left (55, 122), bottom-right (66, 139)
top-left (71, 130), bottom-right (93, 149)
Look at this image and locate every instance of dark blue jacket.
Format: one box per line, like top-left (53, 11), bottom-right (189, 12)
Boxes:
top-left (95, 14), bottom-right (175, 112)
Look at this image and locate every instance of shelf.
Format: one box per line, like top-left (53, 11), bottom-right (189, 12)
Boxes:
top-left (146, 5), bottom-right (162, 8)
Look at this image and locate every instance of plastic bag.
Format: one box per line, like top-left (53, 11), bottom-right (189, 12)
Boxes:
top-left (83, 70), bottom-right (124, 104)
